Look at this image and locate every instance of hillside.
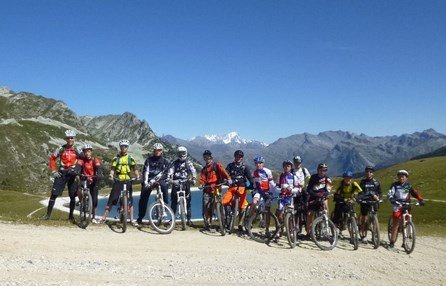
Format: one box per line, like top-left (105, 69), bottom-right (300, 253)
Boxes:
top-left (411, 145), bottom-right (446, 160)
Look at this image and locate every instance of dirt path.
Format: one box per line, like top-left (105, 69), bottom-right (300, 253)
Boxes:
top-left (0, 222), bottom-right (445, 285)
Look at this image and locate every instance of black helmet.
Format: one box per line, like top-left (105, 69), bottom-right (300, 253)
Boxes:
top-left (234, 150), bottom-right (244, 157)
top-left (203, 150), bottom-right (212, 156)
top-left (365, 166), bottom-right (375, 172)
top-left (317, 163), bottom-right (328, 170)
top-left (283, 160), bottom-right (293, 167)
top-left (293, 156), bottom-right (302, 164)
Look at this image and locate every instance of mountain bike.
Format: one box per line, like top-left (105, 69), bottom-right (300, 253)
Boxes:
top-left (358, 199), bottom-right (381, 249)
top-left (200, 183), bottom-right (226, 236)
top-left (387, 201), bottom-right (418, 254)
top-left (77, 175), bottom-right (94, 229)
top-left (271, 193), bottom-right (298, 248)
top-left (334, 199), bottom-right (359, 250)
top-left (148, 181), bottom-right (175, 234)
top-left (115, 178), bottom-right (136, 233)
top-left (310, 197), bottom-right (338, 250)
top-left (172, 179), bottom-right (191, 230)
top-left (246, 192), bottom-right (279, 243)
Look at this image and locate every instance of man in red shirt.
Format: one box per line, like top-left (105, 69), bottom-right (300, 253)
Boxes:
top-left (42, 130), bottom-right (80, 221)
top-left (77, 144), bottom-right (101, 223)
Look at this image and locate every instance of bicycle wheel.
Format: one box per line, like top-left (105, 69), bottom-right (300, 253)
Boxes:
top-left (179, 198), bottom-right (187, 230)
top-left (247, 209), bottom-right (279, 243)
top-left (311, 216), bottom-right (338, 250)
top-left (120, 195), bottom-right (128, 233)
top-left (229, 197), bottom-right (239, 234)
top-left (387, 216), bottom-right (393, 242)
top-left (347, 217), bottom-right (359, 250)
top-left (148, 202), bottom-right (175, 234)
top-left (403, 221), bottom-right (416, 254)
top-left (216, 201), bottom-right (226, 236)
top-left (371, 215), bottom-right (380, 249)
top-left (285, 212), bottom-right (297, 249)
top-left (79, 191), bottom-right (92, 229)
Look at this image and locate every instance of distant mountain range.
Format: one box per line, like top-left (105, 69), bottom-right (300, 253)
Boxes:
top-left (164, 129), bottom-right (446, 175)
top-left (1, 86), bottom-right (445, 193)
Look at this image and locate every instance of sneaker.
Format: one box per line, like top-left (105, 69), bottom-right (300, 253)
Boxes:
top-left (186, 220), bottom-right (194, 227)
top-left (91, 218), bottom-right (99, 224)
top-left (41, 214), bottom-right (50, 220)
top-left (68, 216), bottom-right (75, 223)
top-left (136, 219), bottom-right (143, 225)
top-left (361, 237), bottom-right (368, 244)
top-left (131, 221), bottom-right (139, 227)
top-left (389, 242), bottom-right (395, 249)
top-left (238, 225), bottom-right (244, 232)
top-left (338, 231), bottom-right (344, 239)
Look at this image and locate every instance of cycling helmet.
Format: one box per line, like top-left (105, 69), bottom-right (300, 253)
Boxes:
top-left (397, 170), bottom-right (409, 177)
top-left (82, 144), bottom-right (93, 151)
top-left (203, 150), bottom-right (212, 157)
top-left (317, 163), bottom-right (328, 170)
top-left (293, 156), bottom-right (302, 164)
top-left (234, 150), bottom-right (244, 157)
top-left (153, 143), bottom-right (163, 150)
top-left (282, 160), bottom-right (293, 167)
top-left (365, 166), bottom-right (375, 172)
top-left (177, 146), bottom-right (188, 160)
top-left (64, 130), bottom-right (76, 138)
top-left (253, 156), bottom-right (265, 163)
top-left (119, 139), bottom-right (130, 147)
top-left (342, 171), bottom-right (353, 178)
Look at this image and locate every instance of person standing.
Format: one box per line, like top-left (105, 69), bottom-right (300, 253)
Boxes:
top-left (137, 143), bottom-right (170, 224)
top-left (42, 130), bottom-right (80, 221)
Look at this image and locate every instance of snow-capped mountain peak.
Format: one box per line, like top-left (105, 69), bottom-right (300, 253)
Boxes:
top-left (192, 131), bottom-right (268, 146)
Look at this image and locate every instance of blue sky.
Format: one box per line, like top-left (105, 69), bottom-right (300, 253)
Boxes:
top-left (1, 1), bottom-right (445, 143)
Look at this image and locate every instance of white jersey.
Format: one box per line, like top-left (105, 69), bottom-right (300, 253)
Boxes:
top-left (294, 167), bottom-right (310, 192)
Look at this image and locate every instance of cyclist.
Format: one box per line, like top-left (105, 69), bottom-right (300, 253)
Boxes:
top-left (222, 150), bottom-right (254, 232)
top-left (42, 130), bottom-right (80, 222)
top-left (249, 156), bottom-right (276, 232)
top-left (199, 150), bottom-right (231, 231)
top-left (275, 160), bottom-right (300, 240)
top-left (292, 155), bottom-right (311, 233)
top-left (305, 163), bottom-right (333, 237)
top-left (137, 143), bottom-right (170, 224)
top-left (357, 166), bottom-right (382, 243)
top-left (100, 139), bottom-right (140, 226)
top-left (387, 170), bottom-right (425, 249)
top-left (77, 144), bottom-right (102, 223)
top-left (331, 171), bottom-right (362, 237)
top-left (167, 146), bottom-right (197, 226)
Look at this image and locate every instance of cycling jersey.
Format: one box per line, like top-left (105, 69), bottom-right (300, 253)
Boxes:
top-left (307, 174), bottom-right (333, 199)
top-left (359, 177), bottom-right (382, 199)
top-left (168, 159), bottom-right (197, 180)
top-left (78, 157), bottom-right (100, 179)
top-left (334, 181), bottom-right (362, 200)
top-left (200, 161), bottom-right (230, 188)
top-left (278, 172), bottom-right (300, 196)
top-left (253, 167), bottom-right (275, 192)
top-left (142, 155), bottom-right (170, 182)
top-left (49, 145), bottom-right (79, 172)
top-left (111, 153), bottom-right (136, 181)
top-left (225, 162), bottom-right (254, 187)
top-left (293, 167), bottom-right (310, 192)
top-left (388, 181), bottom-right (423, 203)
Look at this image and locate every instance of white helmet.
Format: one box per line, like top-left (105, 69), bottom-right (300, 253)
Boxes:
top-left (177, 146), bottom-right (187, 160)
top-left (64, 130), bottom-right (76, 138)
top-left (397, 170), bottom-right (409, 176)
top-left (153, 143), bottom-right (164, 150)
top-left (119, 139), bottom-right (130, 147)
top-left (82, 144), bottom-right (93, 151)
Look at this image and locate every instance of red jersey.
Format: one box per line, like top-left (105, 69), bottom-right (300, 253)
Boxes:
top-left (200, 161), bottom-right (230, 186)
top-left (78, 157), bottom-right (101, 178)
top-left (49, 145), bottom-right (79, 172)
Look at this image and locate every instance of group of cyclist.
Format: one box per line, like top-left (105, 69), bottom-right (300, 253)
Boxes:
top-left (44, 129), bottom-right (426, 249)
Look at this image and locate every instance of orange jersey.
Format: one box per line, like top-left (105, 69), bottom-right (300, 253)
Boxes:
top-left (200, 161), bottom-right (230, 185)
top-left (49, 145), bottom-right (79, 172)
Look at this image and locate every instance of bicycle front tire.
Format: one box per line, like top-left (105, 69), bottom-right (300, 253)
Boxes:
top-left (285, 212), bottom-right (297, 249)
top-left (120, 196), bottom-right (128, 233)
top-left (247, 209), bottom-right (279, 243)
top-left (348, 217), bottom-right (359, 250)
top-left (229, 197), bottom-right (239, 234)
top-left (148, 202), bottom-right (175, 234)
top-left (216, 201), bottom-right (226, 236)
top-left (179, 198), bottom-right (187, 230)
top-left (311, 216), bottom-right (338, 251)
top-left (79, 191), bottom-right (92, 229)
top-left (403, 221), bottom-right (416, 254)
top-left (371, 215), bottom-right (380, 249)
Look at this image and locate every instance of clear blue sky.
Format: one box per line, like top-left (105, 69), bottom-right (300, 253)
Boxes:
top-left (1, 1), bottom-right (445, 143)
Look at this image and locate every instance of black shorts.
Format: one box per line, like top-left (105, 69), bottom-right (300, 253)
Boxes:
top-left (202, 192), bottom-right (215, 216)
top-left (360, 202), bottom-right (379, 216)
top-left (51, 172), bottom-right (78, 197)
top-left (107, 181), bottom-right (133, 207)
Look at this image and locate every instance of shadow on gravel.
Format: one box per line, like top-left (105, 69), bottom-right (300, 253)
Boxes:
top-left (135, 224), bottom-right (163, 235)
top-left (106, 221), bottom-right (126, 233)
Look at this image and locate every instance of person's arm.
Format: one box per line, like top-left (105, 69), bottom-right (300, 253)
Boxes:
top-left (353, 181), bottom-right (363, 198)
top-left (187, 161), bottom-right (197, 184)
top-left (199, 167), bottom-right (206, 186)
top-left (244, 165), bottom-right (254, 188)
top-left (142, 157), bottom-right (150, 184)
top-left (387, 184), bottom-right (395, 203)
top-left (410, 187), bottom-right (424, 205)
top-left (49, 147), bottom-right (60, 173)
top-left (217, 162), bottom-right (231, 181)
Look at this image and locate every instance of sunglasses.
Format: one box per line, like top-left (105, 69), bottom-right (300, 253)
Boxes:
top-left (65, 137), bottom-right (74, 140)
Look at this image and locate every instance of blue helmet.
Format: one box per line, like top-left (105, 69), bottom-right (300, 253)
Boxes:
top-left (253, 156), bottom-right (265, 163)
top-left (343, 171), bottom-right (353, 178)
